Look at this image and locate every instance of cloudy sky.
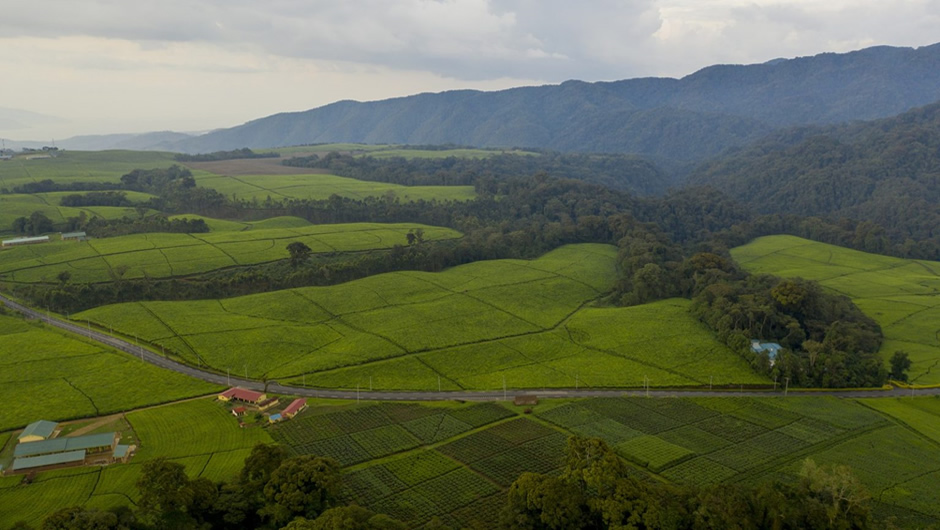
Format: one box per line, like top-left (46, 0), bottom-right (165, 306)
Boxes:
top-left (2, 0), bottom-right (938, 140)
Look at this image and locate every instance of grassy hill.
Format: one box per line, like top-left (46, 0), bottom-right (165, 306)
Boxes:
top-left (731, 235), bottom-right (940, 385)
top-left (0, 219), bottom-right (461, 284)
top-left (76, 244), bottom-right (764, 389)
top-left (0, 151), bottom-right (177, 191)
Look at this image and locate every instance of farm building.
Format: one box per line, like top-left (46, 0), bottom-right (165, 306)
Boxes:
top-left (61, 231), bottom-right (87, 241)
top-left (231, 406), bottom-right (247, 417)
top-left (218, 387), bottom-right (267, 404)
top-left (18, 420), bottom-right (58, 443)
top-left (1, 236), bottom-right (50, 248)
top-left (6, 432), bottom-right (124, 475)
top-left (257, 397), bottom-right (280, 411)
top-left (282, 398), bottom-right (307, 419)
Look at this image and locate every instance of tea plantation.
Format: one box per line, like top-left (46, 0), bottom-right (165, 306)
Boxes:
top-left (731, 235), bottom-right (940, 385)
top-left (76, 244), bottom-right (765, 389)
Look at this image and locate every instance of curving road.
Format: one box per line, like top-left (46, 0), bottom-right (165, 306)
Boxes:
top-left (2, 293), bottom-right (937, 401)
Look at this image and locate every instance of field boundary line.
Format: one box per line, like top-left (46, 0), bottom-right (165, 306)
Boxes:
top-left (62, 377), bottom-right (100, 416)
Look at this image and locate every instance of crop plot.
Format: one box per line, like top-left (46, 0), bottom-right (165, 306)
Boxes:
top-left (0, 314), bottom-right (218, 432)
top-left (0, 221), bottom-right (461, 284)
top-left (732, 235), bottom-right (940, 384)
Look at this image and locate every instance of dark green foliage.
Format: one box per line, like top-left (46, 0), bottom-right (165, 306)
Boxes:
top-left (889, 351), bottom-right (912, 382)
top-left (500, 436), bottom-right (874, 529)
top-left (261, 455), bottom-right (342, 525)
top-left (691, 274), bottom-right (886, 387)
top-left (690, 101), bottom-right (940, 257)
top-left (81, 215), bottom-right (210, 238)
top-left (59, 191), bottom-right (133, 208)
top-left (287, 242), bottom-right (313, 269)
top-left (174, 148), bottom-right (279, 162)
top-left (40, 507), bottom-right (126, 530)
top-left (12, 211), bottom-right (54, 235)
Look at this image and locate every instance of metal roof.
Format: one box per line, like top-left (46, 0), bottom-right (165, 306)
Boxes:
top-left (283, 398), bottom-right (307, 416)
top-left (18, 420), bottom-right (58, 440)
top-left (2, 236), bottom-right (50, 245)
top-left (113, 445), bottom-right (131, 458)
top-left (61, 231), bottom-right (87, 238)
top-left (12, 450), bottom-right (86, 471)
top-left (14, 432), bottom-right (116, 458)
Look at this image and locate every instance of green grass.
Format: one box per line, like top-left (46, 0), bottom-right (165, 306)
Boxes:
top-left (731, 235), bottom-right (940, 384)
top-left (76, 244), bottom-right (765, 389)
top-left (0, 313), bottom-right (219, 432)
top-left (195, 172), bottom-right (476, 202)
top-left (0, 221), bottom-right (461, 283)
top-left (0, 191), bottom-right (158, 236)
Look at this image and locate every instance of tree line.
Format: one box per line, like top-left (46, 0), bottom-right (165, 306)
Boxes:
top-left (175, 148), bottom-right (280, 162)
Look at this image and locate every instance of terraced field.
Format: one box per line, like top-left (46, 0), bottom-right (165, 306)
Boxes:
top-left (0, 220), bottom-right (461, 283)
top-left (0, 312), bottom-right (219, 432)
top-left (731, 235), bottom-right (940, 385)
top-left (76, 244), bottom-right (765, 389)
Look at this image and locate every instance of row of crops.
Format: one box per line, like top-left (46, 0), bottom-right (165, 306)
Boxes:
top-left (77, 244), bottom-right (766, 389)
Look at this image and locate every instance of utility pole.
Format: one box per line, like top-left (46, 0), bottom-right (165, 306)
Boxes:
top-left (370, 376), bottom-right (373, 391)
top-left (503, 375), bottom-right (507, 401)
top-left (709, 375), bottom-right (713, 390)
top-left (438, 376), bottom-right (441, 392)
top-left (357, 384), bottom-right (360, 403)
top-left (774, 376), bottom-right (778, 392)
top-left (303, 373), bottom-right (306, 387)
top-left (227, 368), bottom-right (230, 386)
top-left (576, 373), bottom-right (579, 391)
top-left (784, 376), bottom-right (790, 397)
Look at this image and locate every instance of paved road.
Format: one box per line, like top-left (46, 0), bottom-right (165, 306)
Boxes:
top-left (3, 293), bottom-right (937, 401)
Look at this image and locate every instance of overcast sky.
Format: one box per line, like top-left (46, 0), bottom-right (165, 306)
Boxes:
top-left (2, 0), bottom-right (938, 140)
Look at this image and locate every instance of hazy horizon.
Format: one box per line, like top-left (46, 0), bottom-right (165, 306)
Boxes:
top-left (3, 0), bottom-right (939, 142)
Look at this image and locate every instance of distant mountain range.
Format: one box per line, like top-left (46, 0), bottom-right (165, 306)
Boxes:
top-left (159, 43), bottom-right (940, 163)
top-left (4, 131), bottom-right (194, 152)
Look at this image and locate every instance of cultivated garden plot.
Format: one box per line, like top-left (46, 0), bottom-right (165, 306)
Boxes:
top-left (0, 150), bottom-right (178, 191)
top-left (76, 244), bottom-right (766, 389)
top-left (0, 312), bottom-right (219, 432)
top-left (731, 235), bottom-right (940, 385)
top-left (0, 191), bottom-right (157, 237)
top-left (0, 220), bottom-right (461, 283)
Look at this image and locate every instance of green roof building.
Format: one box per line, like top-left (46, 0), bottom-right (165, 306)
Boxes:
top-left (18, 420), bottom-right (58, 443)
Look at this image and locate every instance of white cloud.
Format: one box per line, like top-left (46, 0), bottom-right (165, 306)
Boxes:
top-left (0, 0), bottom-right (938, 139)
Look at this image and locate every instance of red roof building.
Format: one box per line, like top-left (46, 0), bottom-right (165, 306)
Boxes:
top-left (282, 398), bottom-right (308, 418)
top-left (218, 387), bottom-right (266, 404)
top-left (231, 406), bottom-right (247, 416)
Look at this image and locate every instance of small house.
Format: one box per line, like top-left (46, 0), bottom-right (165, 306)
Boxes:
top-left (751, 340), bottom-right (782, 366)
top-left (18, 420), bottom-right (59, 443)
top-left (282, 398), bottom-right (307, 419)
top-left (231, 406), bottom-right (247, 417)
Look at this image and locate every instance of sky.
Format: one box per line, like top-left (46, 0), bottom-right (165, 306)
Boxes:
top-left (1, 0), bottom-right (938, 141)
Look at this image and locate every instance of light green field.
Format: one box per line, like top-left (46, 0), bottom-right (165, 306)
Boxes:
top-left (731, 235), bottom-right (940, 385)
top-left (0, 312), bottom-right (219, 433)
top-left (77, 244), bottom-right (765, 389)
top-left (0, 191), bottom-right (158, 237)
top-left (0, 150), bottom-right (177, 190)
top-left (0, 398), bottom-right (271, 527)
top-left (0, 220), bottom-right (461, 283)
top-left (194, 172), bottom-right (476, 202)
top-left (860, 397), bottom-right (940, 443)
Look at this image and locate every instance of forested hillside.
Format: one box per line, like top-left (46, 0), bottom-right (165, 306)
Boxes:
top-left (688, 101), bottom-right (940, 251)
top-left (171, 44), bottom-right (940, 163)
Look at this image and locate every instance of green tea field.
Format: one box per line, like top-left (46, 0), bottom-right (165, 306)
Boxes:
top-left (0, 150), bottom-right (177, 190)
top-left (0, 191), bottom-right (157, 237)
top-left (731, 235), bottom-right (940, 385)
top-left (0, 312), bottom-right (219, 433)
top-left (77, 244), bottom-right (765, 389)
top-left (0, 220), bottom-right (461, 283)
top-left (193, 171), bottom-right (476, 202)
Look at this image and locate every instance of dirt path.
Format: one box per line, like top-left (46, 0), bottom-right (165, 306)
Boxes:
top-left (66, 413), bottom-right (123, 437)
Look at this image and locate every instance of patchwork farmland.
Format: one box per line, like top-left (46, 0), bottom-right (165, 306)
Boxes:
top-left (5, 395), bottom-right (937, 527)
top-left (731, 235), bottom-right (940, 385)
top-left (0, 220), bottom-right (461, 283)
top-left (75, 244), bottom-right (766, 389)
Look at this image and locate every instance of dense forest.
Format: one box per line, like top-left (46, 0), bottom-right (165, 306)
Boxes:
top-left (21, 438), bottom-right (875, 530)
top-left (689, 102), bottom-right (940, 255)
